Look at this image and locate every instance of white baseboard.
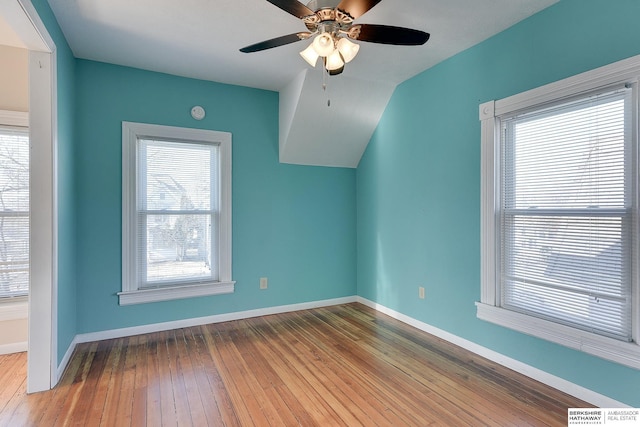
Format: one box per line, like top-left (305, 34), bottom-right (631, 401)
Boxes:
top-left (75, 296), bottom-right (356, 344)
top-left (56, 296), bottom-right (357, 377)
top-left (54, 294), bottom-right (625, 408)
top-left (356, 296), bottom-right (627, 408)
top-left (0, 341), bottom-right (27, 355)
top-left (56, 335), bottom-right (78, 383)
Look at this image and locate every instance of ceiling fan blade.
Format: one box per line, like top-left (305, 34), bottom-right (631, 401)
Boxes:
top-left (240, 32), bottom-right (312, 53)
top-left (336, 0), bottom-right (382, 19)
top-left (348, 24), bottom-right (430, 45)
top-left (265, 0), bottom-right (315, 18)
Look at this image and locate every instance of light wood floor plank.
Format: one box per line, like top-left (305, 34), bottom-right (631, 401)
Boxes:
top-left (312, 307), bottom-right (519, 425)
top-left (189, 327), bottom-right (240, 427)
top-left (156, 330), bottom-right (180, 427)
top-left (181, 328), bottom-right (226, 427)
top-left (130, 334), bottom-right (148, 427)
top-left (101, 337), bottom-right (130, 427)
top-left (247, 317), bottom-right (357, 426)
top-left (269, 315), bottom-right (391, 426)
top-left (35, 342), bottom-right (93, 426)
top-left (328, 306), bottom-right (541, 425)
top-left (0, 353), bottom-right (27, 418)
top-left (143, 333), bottom-right (162, 427)
top-left (164, 329), bottom-right (195, 426)
top-left (283, 310), bottom-right (461, 425)
top-left (227, 321), bottom-right (302, 426)
top-left (174, 328), bottom-right (208, 427)
top-left (258, 313), bottom-right (429, 426)
top-left (240, 320), bottom-right (324, 426)
top-left (0, 303), bottom-right (593, 426)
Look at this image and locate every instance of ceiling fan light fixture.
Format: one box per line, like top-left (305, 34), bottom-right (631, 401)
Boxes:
top-left (312, 32), bottom-right (335, 57)
top-left (329, 65), bottom-right (345, 76)
top-left (300, 44), bottom-right (320, 67)
top-left (239, 0), bottom-right (430, 84)
top-left (336, 38), bottom-right (359, 63)
top-left (325, 49), bottom-right (345, 71)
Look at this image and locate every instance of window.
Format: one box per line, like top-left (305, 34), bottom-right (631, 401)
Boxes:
top-left (478, 56), bottom-right (640, 369)
top-left (120, 122), bottom-right (234, 305)
top-left (0, 111), bottom-right (29, 301)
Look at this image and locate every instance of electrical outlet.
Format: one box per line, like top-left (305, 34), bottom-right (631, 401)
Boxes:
top-left (419, 286), bottom-right (425, 299)
top-left (260, 277), bottom-right (268, 290)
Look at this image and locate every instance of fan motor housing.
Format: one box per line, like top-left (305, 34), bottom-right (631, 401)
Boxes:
top-left (306, 0), bottom-right (341, 12)
top-left (303, 0), bottom-right (354, 32)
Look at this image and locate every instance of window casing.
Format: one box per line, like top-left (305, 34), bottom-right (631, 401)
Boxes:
top-left (478, 55), bottom-right (640, 369)
top-left (120, 122), bottom-right (234, 305)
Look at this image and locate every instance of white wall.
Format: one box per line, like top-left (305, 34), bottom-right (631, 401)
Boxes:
top-left (0, 43), bottom-right (28, 354)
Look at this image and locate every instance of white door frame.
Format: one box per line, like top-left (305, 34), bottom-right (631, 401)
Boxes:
top-left (28, 47), bottom-right (57, 392)
top-left (1, 0), bottom-right (58, 392)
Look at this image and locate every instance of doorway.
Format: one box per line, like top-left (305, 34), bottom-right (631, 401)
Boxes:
top-left (0, 0), bottom-right (57, 393)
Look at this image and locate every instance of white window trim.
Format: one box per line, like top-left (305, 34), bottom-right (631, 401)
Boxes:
top-left (478, 55), bottom-right (640, 370)
top-left (120, 122), bottom-right (234, 305)
top-left (0, 110), bottom-right (29, 127)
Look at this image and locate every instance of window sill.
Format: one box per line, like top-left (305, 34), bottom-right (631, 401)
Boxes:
top-left (476, 302), bottom-right (640, 370)
top-left (118, 281), bottom-right (235, 305)
top-left (0, 298), bottom-right (28, 321)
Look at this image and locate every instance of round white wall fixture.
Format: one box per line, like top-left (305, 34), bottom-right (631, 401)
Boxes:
top-left (191, 106), bottom-right (206, 120)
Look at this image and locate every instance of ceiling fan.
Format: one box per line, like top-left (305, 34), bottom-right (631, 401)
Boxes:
top-left (240, 0), bottom-right (430, 76)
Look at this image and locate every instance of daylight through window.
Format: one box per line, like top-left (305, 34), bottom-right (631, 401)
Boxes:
top-left (478, 55), bottom-right (640, 369)
top-left (501, 89), bottom-right (631, 340)
top-left (121, 122), bottom-right (233, 305)
top-left (0, 125), bottom-right (29, 299)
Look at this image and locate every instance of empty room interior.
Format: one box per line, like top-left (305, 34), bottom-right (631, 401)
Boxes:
top-left (0, 0), bottom-right (639, 425)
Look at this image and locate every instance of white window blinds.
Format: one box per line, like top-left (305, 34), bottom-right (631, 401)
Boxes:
top-left (136, 138), bottom-right (219, 288)
top-left (0, 126), bottom-right (29, 299)
top-left (500, 87), bottom-right (633, 341)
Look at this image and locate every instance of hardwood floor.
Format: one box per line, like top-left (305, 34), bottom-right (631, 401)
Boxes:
top-left (0, 303), bottom-right (591, 426)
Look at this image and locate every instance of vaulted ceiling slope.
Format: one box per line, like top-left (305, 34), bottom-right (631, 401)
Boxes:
top-left (46, 0), bottom-right (558, 168)
top-left (0, 13), bottom-right (26, 49)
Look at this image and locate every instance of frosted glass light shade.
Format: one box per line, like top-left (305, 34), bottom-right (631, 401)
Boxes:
top-left (300, 44), bottom-right (319, 67)
top-left (313, 32), bottom-right (335, 57)
top-left (337, 38), bottom-right (359, 63)
top-left (325, 49), bottom-right (345, 71)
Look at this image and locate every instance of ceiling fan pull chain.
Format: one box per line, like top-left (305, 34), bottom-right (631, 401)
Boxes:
top-left (322, 64), bottom-right (327, 92)
top-left (322, 64), bottom-right (331, 107)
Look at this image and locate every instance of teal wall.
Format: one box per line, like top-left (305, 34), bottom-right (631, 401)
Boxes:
top-left (30, 0), bottom-right (638, 406)
top-left (74, 60), bottom-right (356, 333)
top-left (31, 0), bottom-right (77, 365)
top-left (356, 0), bottom-right (640, 406)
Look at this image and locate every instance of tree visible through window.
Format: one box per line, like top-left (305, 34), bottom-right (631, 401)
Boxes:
top-left (139, 139), bottom-right (216, 286)
top-left (120, 122), bottom-right (233, 305)
top-left (0, 126), bottom-right (29, 299)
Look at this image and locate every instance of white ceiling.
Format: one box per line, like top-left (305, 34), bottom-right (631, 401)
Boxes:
top-left (44, 0), bottom-right (559, 167)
